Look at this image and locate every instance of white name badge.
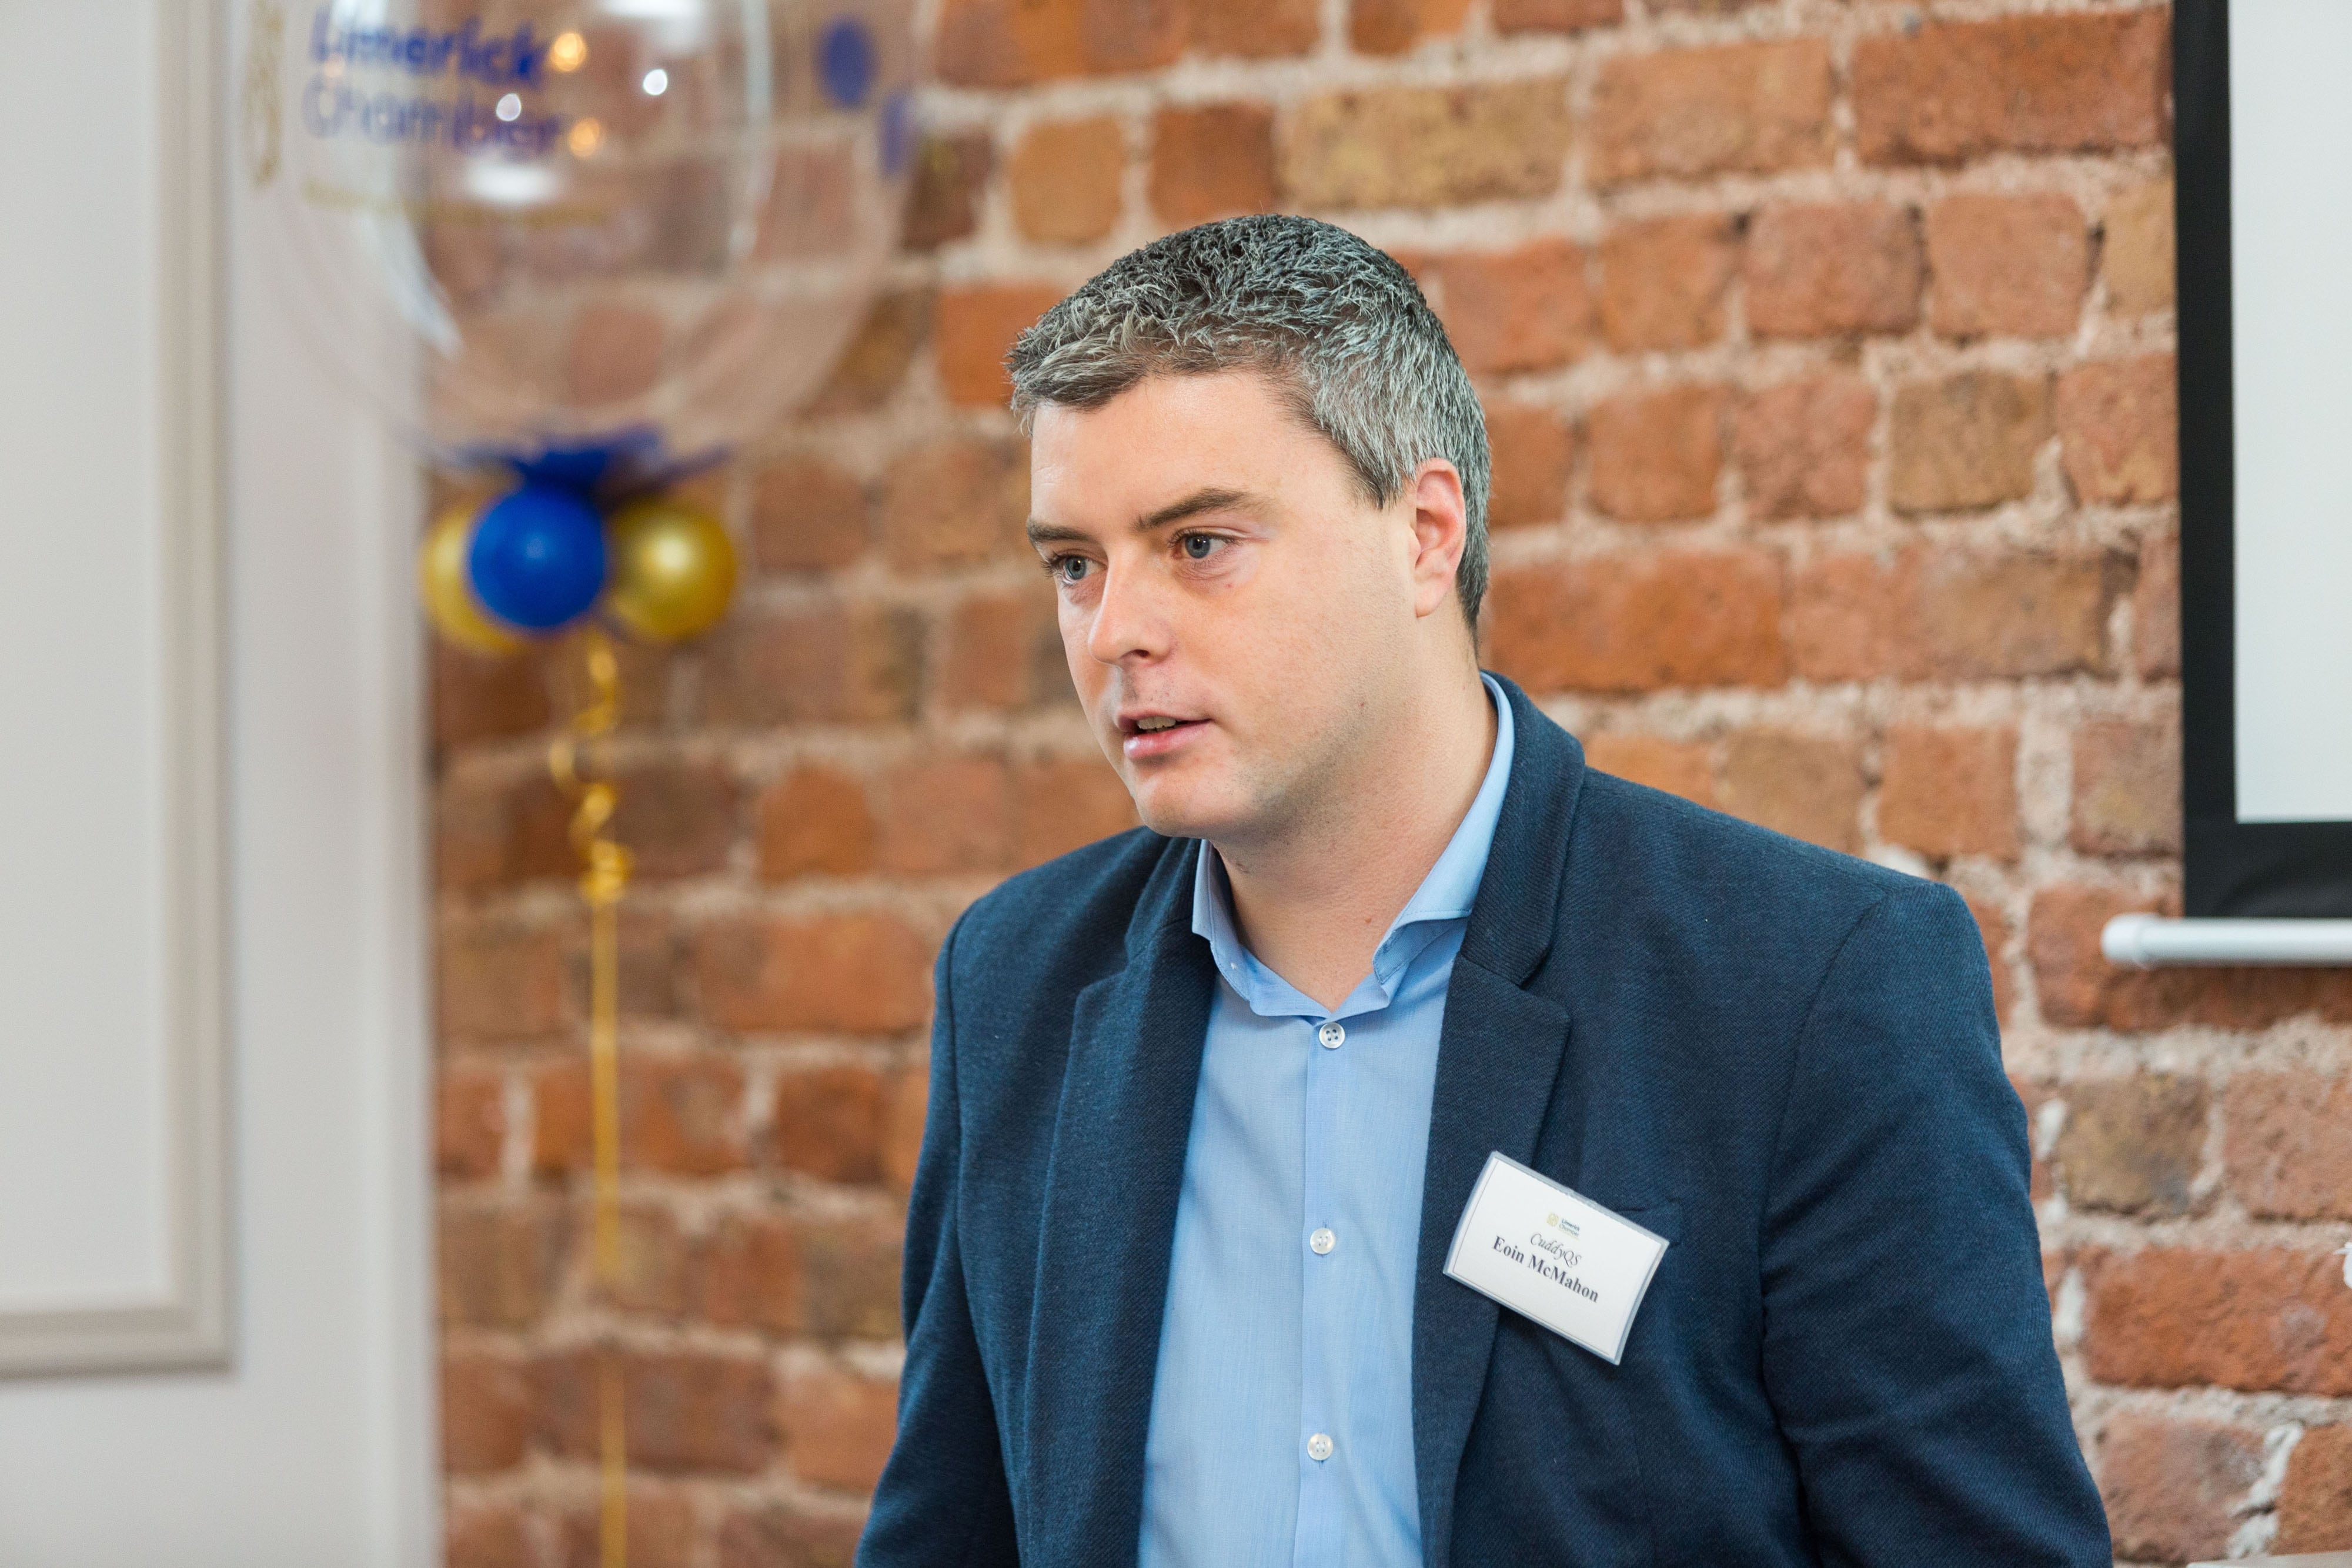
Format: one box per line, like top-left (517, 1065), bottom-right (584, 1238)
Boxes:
top-left (1442, 1152), bottom-right (1668, 1366)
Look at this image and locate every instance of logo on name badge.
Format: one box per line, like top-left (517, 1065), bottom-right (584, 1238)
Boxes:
top-left (1444, 1152), bottom-right (1668, 1366)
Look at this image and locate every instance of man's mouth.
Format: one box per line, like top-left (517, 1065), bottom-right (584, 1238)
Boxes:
top-left (1118, 711), bottom-right (1207, 758)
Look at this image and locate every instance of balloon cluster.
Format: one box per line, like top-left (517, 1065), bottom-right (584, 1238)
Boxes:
top-left (417, 443), bottom-right (736, 654)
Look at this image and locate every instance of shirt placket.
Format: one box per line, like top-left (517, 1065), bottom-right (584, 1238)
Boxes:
top-left (1292, 1003), bottom-right (1349, 1568)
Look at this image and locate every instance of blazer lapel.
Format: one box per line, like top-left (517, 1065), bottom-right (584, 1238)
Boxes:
top-left (1412, 678), bottom-right (1589, 1568)
top-left (1020, 839), bottom-right (1215, 1567)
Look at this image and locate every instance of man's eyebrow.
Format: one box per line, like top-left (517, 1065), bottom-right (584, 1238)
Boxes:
top-left (1025, 488), bottom-right (1261, 550)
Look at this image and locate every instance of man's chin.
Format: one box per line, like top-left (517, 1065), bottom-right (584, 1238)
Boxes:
top-left (1126, 775), bottom-right (1249, 845)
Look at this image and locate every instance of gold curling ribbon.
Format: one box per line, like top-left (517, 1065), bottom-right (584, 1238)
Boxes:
top-left (549, 627), bottom-right (635, 1568)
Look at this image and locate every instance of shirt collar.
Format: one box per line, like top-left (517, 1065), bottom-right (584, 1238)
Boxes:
top-left (1190, 674), bottom-right (1516, 1008)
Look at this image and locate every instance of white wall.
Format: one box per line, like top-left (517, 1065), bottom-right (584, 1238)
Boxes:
top-left (0, 4), bottom-right (439, 1563)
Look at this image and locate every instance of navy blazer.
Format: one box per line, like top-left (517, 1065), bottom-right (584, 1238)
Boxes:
top-left (860, 678), bottom-right (2109, 1567)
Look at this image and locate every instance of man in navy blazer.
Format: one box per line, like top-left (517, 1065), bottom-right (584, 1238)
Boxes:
top-left (858, 216), bottom-right (2109, 1566)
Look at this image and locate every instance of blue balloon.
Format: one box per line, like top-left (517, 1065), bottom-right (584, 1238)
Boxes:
top-left (467, 484), bottom-right (608, 631)
top-left (818, 17), bottom-right (876, 109)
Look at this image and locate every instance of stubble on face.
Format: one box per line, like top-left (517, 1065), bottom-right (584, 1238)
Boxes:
top-left (1025, 371), bottom-right (1424, 857)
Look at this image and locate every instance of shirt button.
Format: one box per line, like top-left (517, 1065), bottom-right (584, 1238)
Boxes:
top-left (1309, 1227), bottom-right (1335, 1255)
top-left (1318, 1021), bottom-right (1345, 1049)
top-left (1307, 1433), bottom-right (1334, 1462)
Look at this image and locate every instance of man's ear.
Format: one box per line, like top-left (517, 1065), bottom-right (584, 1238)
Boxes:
top-left (1406, 460), bottom-right (1468, 620)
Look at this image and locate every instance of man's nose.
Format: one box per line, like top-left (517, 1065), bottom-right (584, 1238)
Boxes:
top-left (1085, 562), bottom-right (1171, 666)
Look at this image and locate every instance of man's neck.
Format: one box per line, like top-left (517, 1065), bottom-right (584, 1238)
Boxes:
top-left (1215, 661), bottom-right (1496, 1010)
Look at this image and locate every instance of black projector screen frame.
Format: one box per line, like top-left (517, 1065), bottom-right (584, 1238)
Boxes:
top-left (2176, 0), bottom-right (2352, 917)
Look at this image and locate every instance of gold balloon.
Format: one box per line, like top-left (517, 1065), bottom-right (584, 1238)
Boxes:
top-left (602, 496), bottom-right (737, 644)
top-left (417, 505), bottom-right (526, 655)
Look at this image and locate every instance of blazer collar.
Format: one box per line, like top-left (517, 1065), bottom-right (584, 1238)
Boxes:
top-left (1411, 676), bottom-right (1588, 1567)
top-left (1021, 836), bottom-right (1213, 1566)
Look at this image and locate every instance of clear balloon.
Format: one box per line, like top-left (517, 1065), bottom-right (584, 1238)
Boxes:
top-left (602, 496), bottom-right (737, 643)
top-left (242, 0), bottom-right (916, 462)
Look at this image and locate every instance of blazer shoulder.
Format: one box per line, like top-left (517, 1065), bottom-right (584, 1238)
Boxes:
top-left (945, 825), bottom-right (1175, 985)
top-left (1569, 768), bottom-right (1957, 959)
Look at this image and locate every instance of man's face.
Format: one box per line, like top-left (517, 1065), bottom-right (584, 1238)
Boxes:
top-left (1027, 370), bottom-right (1463, 848)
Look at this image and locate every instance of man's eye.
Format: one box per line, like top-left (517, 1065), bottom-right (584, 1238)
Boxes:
top-left (1180, 533), bottom-right (1222, 561)
top-left (1051, 554), bottom-right (1095, 583)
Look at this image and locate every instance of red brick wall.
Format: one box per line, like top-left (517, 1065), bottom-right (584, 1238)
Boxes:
top-left (430, 2), bottom-right (2352, 1563)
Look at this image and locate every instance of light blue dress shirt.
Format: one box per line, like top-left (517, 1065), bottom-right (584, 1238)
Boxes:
top-left (1138, 676), bottom-right (1516, 1568)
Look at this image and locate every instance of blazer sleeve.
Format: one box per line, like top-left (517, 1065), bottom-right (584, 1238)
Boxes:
top-left (858, 917), bottom-right (1020, 1567)
top-left (1758, 881), bottom-right (2110, 1568)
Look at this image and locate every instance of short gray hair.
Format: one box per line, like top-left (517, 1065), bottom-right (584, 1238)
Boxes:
top-left (1006, 215), bottom-right (1491, 625)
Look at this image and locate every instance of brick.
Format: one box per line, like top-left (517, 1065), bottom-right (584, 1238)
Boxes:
top-left (1718, 731), bottom-right (1863, 854)
top-left (1878, 725), bottom-right (2019, 861)
top-left (694, 912), bottom-right (934, 1035)
top-left (2072, 717), bottom-right (2181, 856)
top-left (2097, 1410), bottom-right (2264, 1565)
top-left (880, 436), bottom-right (1030, 572)
top-left (1484, 403), bottom-right (1575, 530)
top-left (436, 773), bottom-right (513, 892)
top-left (716, 1504), bottom-right (867, 1568)
top-left (2104, 179), bottom-right (2176, 316)
top-left (1597, 215), bottom-right (1738, 353)
top-left (1488, 549), bottom-right (1785, 693)
top-left (1582, 734), bottom-right (1715, 808)
top-left (1745, 202), bottom-right (1922, 340)
top-left (2082, 1246), bottom-right (2352, 1395)
top-left (439, 922), bottom-right (567, 1041)
top-left (798, 1216), bottom-right (905, 1338)
top-left (557, 1489), bottom-right (696, 1568)
top-left (773, 1064), bottom-right (890, 1183)
top-left (2057, 355), bottom-right (2178, 505)
top-left (1350, 0), bottom-right (1471, 56)
top-left (1587, 384), bottom-right (1725, 523)
top-left (1188, 0), bottom-right (1321, 58)
top-left (438, 1203), bottom-right (567, 1329)
top-left (942, 586), bottom-right (1068, 713)
top-left (1913, 547), bottom-right (2120, 678)
top-left (780, 1363), bottom-right (900, 1492)
top-left (751, 456), bottom-right (868, 575)
top-left (1856, 12), bottom-right (2170, 166)
top-left (442, 1351), bottom-right (532, 1473)
top-left (567, 305), bottom-right (664, 405)
top-left (876, 753), bottom-right (1015, 874)
top-left (1149, 105), bottom-right (1277, 227)
top-left (1787, 551), bottom-right (1909, 683)
top-left (1492, 0), bottom-right (1619, 35)
top-left (757, 147), bottom-right (855, 262)
top-left (705, 602), bottom-right (924, 727)
top-left (537, 1347), bottom-right (776, 1473)
top-left (758, 765), bottom-right (877, 880)
top-left (934, 0), bottom-right (1180, 86)
top-left (1735, 375), bottom-right (1874, 520)
top-left (610, 1204), bottom-right (693, 1315)
top-left (446, 1503), bottom-right (531, 1568)
top-left (2277, 1425), bottom-right (2352, 1553)
top-left (1014, 755), bottom-right (1140, 866)
top-left (883, 1066), bottom-right (928, 1194)
top-left (2057, 1074), bottom-right (2208, 1216)
top-left (700, 1213), bottom-right (801, 1333)
top-left (1422, 241), bottom-right (1591, 375)
top-left (511, 761), bottom-right (741, 882)
top-left (1889, 373), bottom-right (2052, 513)
top-left (1926, 194), bottom-right (2089, 340)
top-left (901, 132), bottom-right (993, 252)
top-left (936, 285), bottom-right (1063, 408)
top-left (2224, 1072), bottom-right (2352, 1222)
top-left (1009, 116), bottom-right (1125, 245)
top-left (1586, 40), bottom-right (1832, 186)
top-left (807, 289), bottom-right (932, 416)
top-left (2026, 884), bottom-right (2352, 1034)
top-left (1281, 80), bottom-right (1571, 211)
top-left (533, 1055), bottom-right (750, 1177)
top-left (438, 1068), bottom-right (507, 1181)
top-left (2134, 531), bottom-right (2179, 679)
top-left (1977, 901), bottom-right (2016, 1026)
top-left (433, 642), bottom-right (549, 749)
